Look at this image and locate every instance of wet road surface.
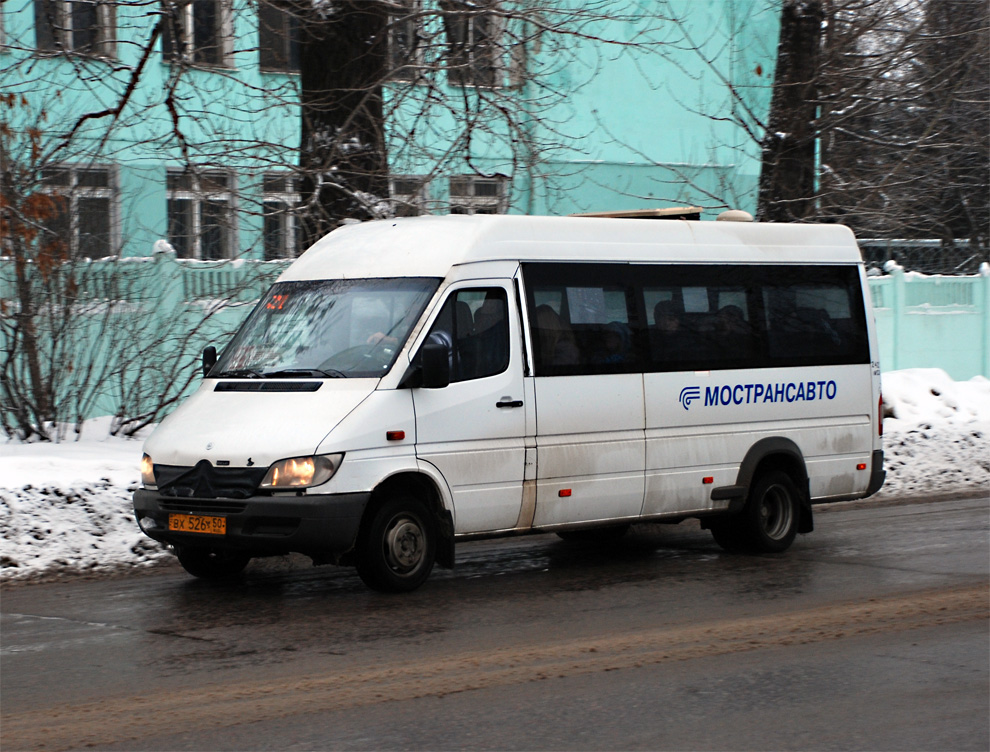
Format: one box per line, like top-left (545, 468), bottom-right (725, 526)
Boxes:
top-left (2, 494), bottom-right (988, 751)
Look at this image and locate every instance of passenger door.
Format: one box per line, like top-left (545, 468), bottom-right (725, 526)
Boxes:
top-left (523, 264), bottom-right (646, 527)
top-left (412, 283), bottom-right (528, 534)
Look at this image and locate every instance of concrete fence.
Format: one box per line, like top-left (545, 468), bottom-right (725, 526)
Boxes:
top-left (869, 262), bottom-right (990, 380)
top-left (1, 250), bottom-right (988, 425)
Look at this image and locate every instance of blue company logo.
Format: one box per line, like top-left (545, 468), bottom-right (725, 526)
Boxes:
top-left (679, 380), bottom-right (839, 410)
top-left (679, 386), bottom-right (702, 410)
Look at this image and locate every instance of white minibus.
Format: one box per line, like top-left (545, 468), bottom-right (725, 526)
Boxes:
top-left (134, 213), bottom-right (885, 591)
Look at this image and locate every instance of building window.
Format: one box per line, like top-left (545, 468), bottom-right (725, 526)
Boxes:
top-left (167, 170), bottom-right (236, 259)
top-left (161, 0), bottom-right (232, 67)
top-left (262, 173), bottom-right (301, 259)
top-left (389, 0), bottom-right (423, 81)
top-left (34, 0), bottom-right (116, 57)
top-left (390, 175), bottom-right (430, 216)
top-left (441, 0), bottom-right (502, 87)
top-left (258, 0), bottom-right (300, 73)
top-left (449, 175), bottom-right (506, 214)
top-left (38, 165), bottom-right (116, 258)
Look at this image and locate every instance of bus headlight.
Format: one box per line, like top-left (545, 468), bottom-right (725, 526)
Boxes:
top-left (260, 454), bottom-right (343, 489)
top-left (140, 453), bottom-right (156, 488)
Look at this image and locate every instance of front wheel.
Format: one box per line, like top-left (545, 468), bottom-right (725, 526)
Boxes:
top-left (174, 546), bottom-right (251, 579)
top-left (356, 496), bottom-right (436, 593)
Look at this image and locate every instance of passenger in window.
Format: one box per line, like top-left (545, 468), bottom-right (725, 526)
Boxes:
top-left (652, 300), bottom-right (692, 360)
top-left (594, 321), bottom-right (632, 364)
top-left (715, 305), bottom-right (754, 359)
top-left (654, 300), bottom-right (682, 334)
top-left (535, 305), bottom-right (579, 367)
top-left (795, 307), bottom-right (842, 347)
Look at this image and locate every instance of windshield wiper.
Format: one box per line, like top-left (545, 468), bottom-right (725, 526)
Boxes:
top-left (264, 368), bottom-right (347, 379)
top-left (214, 368), bottom-right (265, 379)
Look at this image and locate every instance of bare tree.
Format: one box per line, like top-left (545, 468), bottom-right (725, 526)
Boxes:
top-left (756, 0), bottom-right (989, 268)
top-left (1, 0), bottom-right (778, 439)
top-left (0, 63), bottom-right (269, 440)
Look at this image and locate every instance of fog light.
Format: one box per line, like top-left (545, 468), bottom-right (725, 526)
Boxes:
top-left (138, 516), bottom-right (158, 532)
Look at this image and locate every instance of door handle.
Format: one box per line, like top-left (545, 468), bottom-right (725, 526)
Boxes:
top-left (496, 399), bottom-right (524, 408)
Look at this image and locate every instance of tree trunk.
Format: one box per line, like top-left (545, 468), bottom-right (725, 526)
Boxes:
top-left (296, 1), bottom-right (391, 247)
top-left (757, 0), bottom-right (823, 223)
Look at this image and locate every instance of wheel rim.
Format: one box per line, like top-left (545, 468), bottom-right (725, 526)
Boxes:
top-left (758, 483), bottom-right (794, 540)
top-left (383, 514), bottom-right (425, 574)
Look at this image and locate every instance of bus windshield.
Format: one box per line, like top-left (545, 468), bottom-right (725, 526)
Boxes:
top-left (213, 277), bottom-right (440, 379)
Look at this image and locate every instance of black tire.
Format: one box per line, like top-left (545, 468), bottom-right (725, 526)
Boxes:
top-left (744, 470), bottom-right (800, 552)
top-left (707, 519), bottom-right (746, 552)
top-left (356, 496), bottom-right (436, 593)
top-left (710, 470), bottom-right (801, 554)
top-left (175, 546), bottom-right (251, 579)
top-left (556, 524), bottom-right (630, 543)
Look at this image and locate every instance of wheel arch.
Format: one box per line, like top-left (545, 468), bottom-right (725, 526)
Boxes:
top-left (735, 437), bottom-right (813, 534)
top-left (361, 470), bottom-right (455, 569)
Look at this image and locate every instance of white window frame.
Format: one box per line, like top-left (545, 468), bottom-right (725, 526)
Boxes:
top-left (389, 175), bottom-right (431, 216)
top-left (161, 0), bottom-right (233, 67)
top-left (38, 164), bottom-right (118, 259)
top-left (441, 0), bottom-right (505, 88)
top-left (166, 169), bottom-right (237, 260)
top-left (34, 0), bottom-right (117, 57)
top-left (448, 175), bottom-right (507, 214)
top-left (258, 0), bottom-right (300, 73)
top-left (262, 173), bottom-right (302, 259)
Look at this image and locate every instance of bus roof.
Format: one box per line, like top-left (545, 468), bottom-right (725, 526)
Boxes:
top-left (278, 214), bottom-right (863, 282)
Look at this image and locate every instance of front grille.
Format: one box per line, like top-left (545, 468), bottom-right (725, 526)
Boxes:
top-left (155, 461), bottom-right (268, 499)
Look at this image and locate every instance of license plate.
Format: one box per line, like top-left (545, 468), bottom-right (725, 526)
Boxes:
top-left (168, 513), bottom-right (226, 535)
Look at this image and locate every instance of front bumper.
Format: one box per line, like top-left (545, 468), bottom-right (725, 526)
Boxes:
top-left (133, 488), bottom-right (371, 558)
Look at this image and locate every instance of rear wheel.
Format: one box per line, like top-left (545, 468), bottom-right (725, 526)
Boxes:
top-left (174, 546), bottom-right (251, 579)
top-left (745, 470), bottom-right (800, 552)
top-left (707, 519), bottom-right (746, 552)
top-left (710, 470), bottom-right (800, 554)
top-left (356, 496), bottom-right (436, 593)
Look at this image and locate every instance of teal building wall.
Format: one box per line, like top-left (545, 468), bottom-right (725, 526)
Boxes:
top-left (1, 0), bottom-right (780, 261)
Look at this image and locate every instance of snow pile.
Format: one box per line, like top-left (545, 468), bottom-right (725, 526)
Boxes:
top-left (1, 418), bottom-right (172, 582)
top-left (877, 369), bottom-right (990, 499)
top-left (1, 370), bottom-right (988, 584)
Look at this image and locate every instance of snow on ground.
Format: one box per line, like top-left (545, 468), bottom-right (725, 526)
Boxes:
top-left (876, 369), bottom-right (990, 499)
top-left (2, 370), bottom-right (988, 584)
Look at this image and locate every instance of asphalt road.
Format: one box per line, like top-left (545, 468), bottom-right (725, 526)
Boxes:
top-left (2, 494), bottom-right (988, 751)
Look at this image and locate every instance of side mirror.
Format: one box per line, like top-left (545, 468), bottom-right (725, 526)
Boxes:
top-left (202, 346), bottom-right (217, 377)
top-left (420, 341), bottom-right (450, 389)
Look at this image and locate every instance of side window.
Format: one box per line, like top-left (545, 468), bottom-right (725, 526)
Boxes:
top-left (526, 263), bottom-right (868, 376)
top-left (642, 264), bottom-right (868, 371)
top-left (763, 271), bottom-right (868, 366)
top-left (525, 264), bottom-right (637, 376)
top-left (425, 287), bottom-right (509, 382)
top-left (645, 278), bottom-right (757, 369)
